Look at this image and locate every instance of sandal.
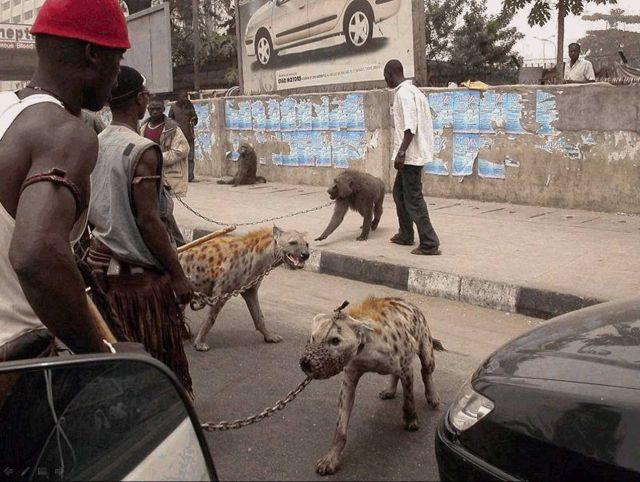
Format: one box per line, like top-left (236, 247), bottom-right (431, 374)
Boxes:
top-left (390, 234), bottom-right (414, 246)
top-left (411, 247), bottom-right (442, 256)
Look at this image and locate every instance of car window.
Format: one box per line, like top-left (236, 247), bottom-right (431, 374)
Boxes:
top-left (276, 0), bottom-right (289, 6)
top-left (0, 360), bottom-right (190, 481)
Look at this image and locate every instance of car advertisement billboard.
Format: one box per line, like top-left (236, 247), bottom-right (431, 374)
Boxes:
top-left (237, 0), bottom-right (415, 94)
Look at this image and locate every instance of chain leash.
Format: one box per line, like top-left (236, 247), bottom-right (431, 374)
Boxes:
top-left (201, 377), bottom-right (313, 431)
top-left (174, 193), bottom-right (334, 227)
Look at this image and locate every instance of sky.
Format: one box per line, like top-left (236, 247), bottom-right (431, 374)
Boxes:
top-left (485, 0), bottom-right (640, 66)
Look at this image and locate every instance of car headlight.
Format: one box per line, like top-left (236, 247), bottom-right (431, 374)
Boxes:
top-left (448, 380), bottom-right (494, 432)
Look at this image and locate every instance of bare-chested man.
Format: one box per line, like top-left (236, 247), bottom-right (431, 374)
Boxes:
top-left (0, 0), bottom-right (130, 360)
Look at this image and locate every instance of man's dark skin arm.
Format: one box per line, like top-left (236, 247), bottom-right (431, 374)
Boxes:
top-left (394, 130), bottom-right (415, 171)
top-left (9, 115), bottom-right (109, 354)
top-left (132, 147), bottom-right (193, 303)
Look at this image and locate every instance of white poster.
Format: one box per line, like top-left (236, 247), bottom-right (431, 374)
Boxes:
top-left (238, 0), bottom-right (415, 94)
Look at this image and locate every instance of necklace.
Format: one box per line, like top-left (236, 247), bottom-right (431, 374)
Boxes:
top-left (148, 121), bottom-right (165, 130)
top-left (26, 84), bottom-right (66, 106)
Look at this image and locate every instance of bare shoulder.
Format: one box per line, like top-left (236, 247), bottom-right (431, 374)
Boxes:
top-left (134, 145), bottom-right (162, 176)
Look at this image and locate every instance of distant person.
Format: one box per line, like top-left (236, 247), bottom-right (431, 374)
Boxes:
top-left (141, 96), bottom-right (189, 246)
top-left (169, 91), bottom-right (199, 182)
top-left (0, 0), bottom-right (129, 360)
top-left (564, 43), bottom-right (595, 84)
top-left (87, 66), bottom-right (194, 395)
top-left (384, 59), bottom-right (441, 256)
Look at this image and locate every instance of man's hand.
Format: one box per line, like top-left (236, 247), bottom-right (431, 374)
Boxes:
top-left (394, 150), bottom-right (406, 171)
top-left (172, 274), bottom-right (194, 305)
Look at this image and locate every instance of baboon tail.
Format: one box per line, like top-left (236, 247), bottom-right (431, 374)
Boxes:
top-left (433, 338), bottom-right (446, 352)
top-left (256, 176), bottom-right (267, 183)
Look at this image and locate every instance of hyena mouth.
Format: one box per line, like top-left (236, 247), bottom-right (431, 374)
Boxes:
top-left (285, 254), bottom-right (305, 270)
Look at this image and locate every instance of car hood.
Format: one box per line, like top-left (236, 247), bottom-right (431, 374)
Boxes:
top-left (246, 2), bottom-right (272, 35)
top-left (476, 297), bottom-right (640, 389)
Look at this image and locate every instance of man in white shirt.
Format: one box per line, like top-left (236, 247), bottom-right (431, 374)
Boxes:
top-left (564, 43), bottom-right (596, 84)
top-left (384, 60), bottom-right (440, 255)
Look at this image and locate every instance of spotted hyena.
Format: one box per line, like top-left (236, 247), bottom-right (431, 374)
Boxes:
top-left (179, 226), bottom-right (309, 351)
top-left (299, 297), bottom-right (444, 475)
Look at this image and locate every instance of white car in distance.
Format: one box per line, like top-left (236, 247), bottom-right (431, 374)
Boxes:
top-left (245, 0), bottom-right (402, 67)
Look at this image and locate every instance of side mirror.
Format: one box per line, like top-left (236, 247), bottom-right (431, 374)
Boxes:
top-left (0, 354), bottom-right (217, 481)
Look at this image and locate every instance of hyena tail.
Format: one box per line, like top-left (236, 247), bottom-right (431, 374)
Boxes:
top-left (433, 338), bottom-right (446, 352)
top-left (256, 176), bottom-right (267, 183)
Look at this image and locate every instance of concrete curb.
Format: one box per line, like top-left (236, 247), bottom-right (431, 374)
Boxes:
top-left (180, 227), bottom-right (605, 320)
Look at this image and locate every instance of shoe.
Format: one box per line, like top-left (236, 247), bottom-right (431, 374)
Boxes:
top-left (390, 234), bottom-right (414, 246)
top-left (189, 179), bottom-right (199, 183)
top-left (411, 247), bottom-right (442, 256)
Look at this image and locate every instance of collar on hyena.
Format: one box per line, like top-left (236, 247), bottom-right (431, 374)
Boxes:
top-left (273, 226), bottom-right (309, 270)
top-left (299, 301), bottom-right (375, 379)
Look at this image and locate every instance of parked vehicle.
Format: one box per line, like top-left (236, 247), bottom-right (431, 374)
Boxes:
top-left (245, 0), bottom-right (402, 67)
top-left (436, 296), bottom-right (640, 481)
top-left (0, 354), bottom-right (217, 481)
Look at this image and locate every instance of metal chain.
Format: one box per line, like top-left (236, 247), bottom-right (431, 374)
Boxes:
top-left (189, 256), bottom-right (282, 311)
top-left (201, 377), bottom-right (313, 431)
top-left (174, 193), bottom-right (334, 227)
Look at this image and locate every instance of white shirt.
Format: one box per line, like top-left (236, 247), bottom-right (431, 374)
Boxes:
top-left (392, 80), bottom-right (434, 166)
top-left (564, 58), bottom-right (595, 83)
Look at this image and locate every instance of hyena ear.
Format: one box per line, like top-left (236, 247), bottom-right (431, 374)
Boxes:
top-left (312, 314), bottom-right (327, 332)
top-left (349, 317), bottom-right (374, 345)
top-left (273, 225), bottom-right (284, 238)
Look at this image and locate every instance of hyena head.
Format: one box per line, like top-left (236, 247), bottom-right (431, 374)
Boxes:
top-left (273, 226), bottom-right (309, 270)
top-left (299, 310), bottom-right (373, 379)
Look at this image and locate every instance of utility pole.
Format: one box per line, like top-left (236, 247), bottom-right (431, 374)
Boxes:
top-left (192, 0), bottom-right (200, 91)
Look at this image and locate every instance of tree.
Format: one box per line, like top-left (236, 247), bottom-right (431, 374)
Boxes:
top-left (502, 0), bottom-right (618, 82)
top-left (449, 0), bottom-right (523, 77)
top-left (424, 0), bottom-right (466, 61)
top-left (582, 7), bottom-right (640, 28)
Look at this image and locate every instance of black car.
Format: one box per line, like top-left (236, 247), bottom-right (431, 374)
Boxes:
top-left (436, 296), bottom-right (640, 481)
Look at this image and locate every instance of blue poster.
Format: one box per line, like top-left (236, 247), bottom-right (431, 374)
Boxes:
top-left (193, 103), bottom-right (210, 131)
top-left (312, 96), bottom-right (330, 130)
top-left (452, 91), bottom-right (480, 133)
top-left (478, 159), bottom-right (506, 179)
top-left (315, 132), bottom-right (332, 167)
top-left (452, 133), bottom-right (483, 176)
top-left (195, 131), bottom-right (212, 162)
top-left (503, 93), bottom-right (526, 135)
top-left (344, 93), bottom-right (365, 131)
top-left (426, 133), bottom-right (449, 175)
top-left (329, 98), bottom-right (348, 131)
top-left (536, 90), bottom-right (557, 136)
top-left (251, 100), bottom-right (266, 130)
top-left (296, 100), bottom-right (313, 131)
top-left (228, 132), bottom-right (241, 161)
top-left (280, 132), bottom-right (299, 166)
top-left (429, 92), bottom-right (453, 130)
top-left (331, 131), bottom-right (365, 169)
top-left (266, 98), bottom-right (281, 131)
top-left (224, 100), bottom-right (238, 129)
top-left (237, 101), bottom-right (252, 130)
top-left (279, 98), bottom-right (297, 131)
top-left (479, 91), bottom-right (499, 134)
top-left (271, 132), bottom-right (283, 165)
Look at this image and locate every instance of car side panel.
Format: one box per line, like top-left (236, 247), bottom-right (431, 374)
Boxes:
top-left (272, 0), bottom-right (310, 47)
top-left (306, 0), bottom-right (346, 38)
top-left (371, 0), bottom-right (401, 23)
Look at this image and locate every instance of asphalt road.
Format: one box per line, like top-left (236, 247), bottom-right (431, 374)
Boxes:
top-left (185, 269), bottom-right (542, 481)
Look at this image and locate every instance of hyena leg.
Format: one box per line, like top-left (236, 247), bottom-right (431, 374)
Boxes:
top-left (241, 284), bottom-right (282, 343)
top-left (316, 369), bottom-right (362, 476)
top-left (400, 362), bottom-right (419, 431)
top-left (378, 375), bottom-right (399, 400)
top-left (193, 300), bottom-right (227, 352)
top-left (419, 340), bottom-right (440, 409)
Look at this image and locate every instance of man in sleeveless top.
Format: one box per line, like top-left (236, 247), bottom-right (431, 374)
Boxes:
top-left (0, 0), bottom-right (130, 360)
top-left (87, 67), bottom-right (195, 395)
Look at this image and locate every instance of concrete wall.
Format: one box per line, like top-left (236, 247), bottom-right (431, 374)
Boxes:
top-left (192, 83), bottom-right (640, 214)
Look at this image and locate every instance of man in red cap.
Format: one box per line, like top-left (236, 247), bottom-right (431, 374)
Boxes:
top-left (0, 0), bottom-right (131, 360)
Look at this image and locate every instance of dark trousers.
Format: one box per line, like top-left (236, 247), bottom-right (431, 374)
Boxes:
top-left (393, 165), bottom-right (440, 249)
top-left (188, 140), bottom-right (195, 181)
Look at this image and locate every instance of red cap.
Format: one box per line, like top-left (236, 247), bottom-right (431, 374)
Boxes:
top-left (31, 0), bottom-right (131, 49)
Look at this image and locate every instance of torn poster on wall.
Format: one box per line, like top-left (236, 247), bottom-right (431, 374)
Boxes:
top-left (453, 90), bottom-right (480, 133)
top-left (536, 90), bottom-right (558, 136)
top-left (429, 92), bottom-right (454, 130)
top-left (452, 133), bottom-right (491, 176)
top-left (425, 132), bottom-right (449, 176)
top-left (478, 159), bottom-right (506, 179)
top-left (193, 103), bottom-right (214, 163)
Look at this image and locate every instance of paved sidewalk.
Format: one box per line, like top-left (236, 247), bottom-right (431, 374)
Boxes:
top-left (174, 177), bottom-right (640, 319)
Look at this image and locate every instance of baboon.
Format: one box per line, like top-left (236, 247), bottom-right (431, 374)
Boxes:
top-left (217, 143), bottom-right (267, 186)
top-left (315, 170), bottom-right (385, 242)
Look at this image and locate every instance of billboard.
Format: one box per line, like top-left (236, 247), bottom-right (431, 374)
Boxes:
top-left (0, 23), bottom-right (35, 50)
top-left (237, 0), bottom-right (415, 94)
top-left (124, 3), bottom-right (173, 93)
top-left (0, 23), bottom-right (37, 80)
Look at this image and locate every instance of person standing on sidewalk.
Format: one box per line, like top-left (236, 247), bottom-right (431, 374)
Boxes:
top-left (141, 97), bottom-right (188, 246)
top-left (169, 92), bottom-right (199, 183)
top-left (0, 0), bottom-right (130, 360)
top-left (87, 66), bottom-right (195, 395)
top-left (384, 59), bottom-right (441, 256)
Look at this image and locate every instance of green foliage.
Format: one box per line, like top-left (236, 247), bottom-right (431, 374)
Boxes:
top-left (579, 9), bottom-right (640, 70)
top-left (502, 0), bottom-right (618, 27)
top-left (449, 0), bottom-right (523, 71)
top-left (424, 0), bottom-right (466, 61)
top-left (582, 7), bottom-right (640, 29)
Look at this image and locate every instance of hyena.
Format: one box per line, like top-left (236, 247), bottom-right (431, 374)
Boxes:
top-left (299, 297), bottom-right (444, 475)
top-left (180, 226), bottom-right (309, 351)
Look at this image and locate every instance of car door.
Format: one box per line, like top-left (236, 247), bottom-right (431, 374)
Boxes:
top-left (306, 0), bottom-right (343, 39)
top-left (271, 0), bottom-right (309, 48)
